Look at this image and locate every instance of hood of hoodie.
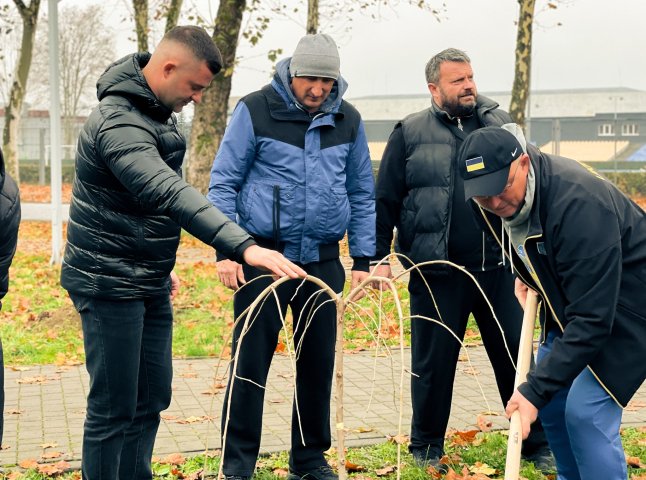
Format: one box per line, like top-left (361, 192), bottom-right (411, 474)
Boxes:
top-left (271, 57), bottom-right (348, 114)
top-left (96, 53), bottom-right (174, 122)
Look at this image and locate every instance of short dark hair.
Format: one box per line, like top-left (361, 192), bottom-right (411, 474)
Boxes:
top-left (163, 25), bottom-right (223, 74)
top-left (425, 48), bottom-right (470, 84)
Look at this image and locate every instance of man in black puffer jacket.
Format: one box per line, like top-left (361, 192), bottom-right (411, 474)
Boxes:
top-left (0, 146), bottom-right (20, 448)
top-left (61, 26), bottom-right (305, 480)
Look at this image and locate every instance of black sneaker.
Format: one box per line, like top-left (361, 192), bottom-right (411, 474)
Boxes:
top-left (522, 444), bottom-right (556, 472)
top-left (410, 446), bottom-right (448, 473)
top-left (224, 476), bottom-right (250, 480)
top-left (287, 465), bottom-right (338, 480)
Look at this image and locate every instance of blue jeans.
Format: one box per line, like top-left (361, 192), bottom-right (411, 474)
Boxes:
top-left (70, 294), bottom-right (173, 480)
top-left (537, 331), bottom-right (626, 480)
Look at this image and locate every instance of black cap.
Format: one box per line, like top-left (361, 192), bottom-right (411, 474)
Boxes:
top-left (459, 126), bottom-right (524, 200)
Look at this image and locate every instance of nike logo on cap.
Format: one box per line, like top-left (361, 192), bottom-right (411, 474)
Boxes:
top-left (511, 148), bottom-right (518, 157)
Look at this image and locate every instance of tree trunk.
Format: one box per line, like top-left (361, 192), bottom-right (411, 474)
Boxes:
top-left (508, 0), bottom-right (536, 130)
top-left (164, 0), bottom-right (183, 33)
top-left (132, 0), bottom-right (148, 52)
top-left (186, 0), bottom-right (246, 194)
top-left (307, 0), bottom-right (319, 34)
top-left (2, 0), bottom-right (41, 183)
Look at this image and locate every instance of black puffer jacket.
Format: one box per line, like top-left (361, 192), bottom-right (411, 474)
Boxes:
top-left (61, 53), bottom-right (254, 300)
top-left (0, 148), bottom-right (20, 309)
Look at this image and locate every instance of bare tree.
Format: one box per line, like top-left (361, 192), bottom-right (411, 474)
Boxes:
top-left (132, 0), bottom-right (148, 51)
top-left (186, 0), bottom-right (246, 194)
top-left (30, 4), bottom-right (116, 146)
top-left (1, 0), bottom-right (41, 182)
top-left (509, 0), bottom-right (536, 129)
top-left (306, 0), bottom-right (318, 33)
top-left (163, 0), bottom-right (183, 33)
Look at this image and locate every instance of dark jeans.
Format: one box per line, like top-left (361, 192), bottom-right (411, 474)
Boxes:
top-left (70, 293), bottom-right (173, 480)
top-left (221, 258), bottom-right (345, 477)
top-left (408, 267), bottom-right (548, 455)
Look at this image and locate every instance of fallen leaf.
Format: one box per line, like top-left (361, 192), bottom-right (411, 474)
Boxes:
top-left (38, 461), bottom-right (71, 474)
top-left (41, 442), bottom-right (59, 449)
top-left (41, 451), bottom-right (62, 459)
top-left (476, 414), bottom-right (493, 432)
top-left (386, 433), bottom-right (409, 445)
top-left (345, 460), bottom-right (365, 472)
top-left (375, 465), bottom-right (395, 476)
top-left (159, 453), bottom-right (186, 465)
top-left (352, 426), bottom-right (374, 433)
top-left (273, 467), bottom-right (289, 477)
top-left (7, 409), bottom-right (24, 415)
top-left (19, 458), bottom-right (39, 469)
top-left (627, 456), bottom-right (645, 468)
top-left (469, 461), bottom-right (497, 475)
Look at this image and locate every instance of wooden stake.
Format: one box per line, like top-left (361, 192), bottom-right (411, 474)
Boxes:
top-left (504, 292), bottom-right (538, 480)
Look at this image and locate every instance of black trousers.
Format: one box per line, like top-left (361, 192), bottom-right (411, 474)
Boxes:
top-left (408, 267), bottom-right (548, 454)
top-left (221, 258), bottom-right (345, 477)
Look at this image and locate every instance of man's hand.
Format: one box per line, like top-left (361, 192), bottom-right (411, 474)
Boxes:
top-left (505, 388), bottom-right (539, 440)
top-left (217, 259), bottom-right (246, 291)
top-left (169, 271), bottom-right (180, 300)
top-left (242, 245), bottom-right (306, 280)
top-left (369, 263), bottom-right (393, 291)
top-left (514, 277), bottom-right (538, 308)
top-left (349, 270), bottom-right (370, 301)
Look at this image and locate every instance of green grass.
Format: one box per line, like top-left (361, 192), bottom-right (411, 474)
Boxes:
top-left (7, 427), bottom-right (645, 478)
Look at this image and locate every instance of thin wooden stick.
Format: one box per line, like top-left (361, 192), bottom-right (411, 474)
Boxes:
top-left (504, 292), bottom-right (538, 480)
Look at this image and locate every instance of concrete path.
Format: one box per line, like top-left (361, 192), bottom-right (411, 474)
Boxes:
top-left (1, 346), bottom-right (644, 470)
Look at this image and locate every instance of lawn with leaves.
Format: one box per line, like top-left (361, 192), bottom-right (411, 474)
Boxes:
top-left (5, 426), bottom-right (645, 478)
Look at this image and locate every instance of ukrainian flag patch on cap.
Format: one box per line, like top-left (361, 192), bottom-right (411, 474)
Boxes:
top-left (465, 156), bottom-right (485, 172)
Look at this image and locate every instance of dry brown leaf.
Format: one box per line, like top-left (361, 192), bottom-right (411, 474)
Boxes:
top-left (7, 409), bottom-right (24, 415)
top-left (40, 442), bottom-right (58, 449)
top-left (41, 451), bottom-right (62, 459)
top-left (273, 467), bottom-right (289, 477)
top-left (469, 461), bottom-right (497, 475)
top-left (476, 414), bottom-right (493, 432)
top-left (352, 426), bottom-right (374, 433)
top-left (159, 453), bottom-right (186, 465)
top-left (345, 460), bottom-right (366, 472)
top-left (386, 433), bottom-right (409, 445)
top-left (375, 465), bottom-right (395, 476)
top-left (18, 458), bottom-right (39, 469)
top-left (37, 460), bottom-right (71, 474)
top-left (627, 456), bottom-right (646, 468)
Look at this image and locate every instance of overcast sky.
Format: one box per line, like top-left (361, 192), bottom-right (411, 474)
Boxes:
top-left (64, 0), bottom-right (646, 99)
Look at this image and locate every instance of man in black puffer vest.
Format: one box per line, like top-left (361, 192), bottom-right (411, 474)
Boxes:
top-left (0, 146), bottom-right (20, 448)
top-left (371, 48), bottom-right (553, 473)
top-left (61, 26), bottom-right (305, 480)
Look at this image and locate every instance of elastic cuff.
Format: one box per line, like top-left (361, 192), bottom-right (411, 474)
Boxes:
top-left (370, 259), bottom-right (390, 266)
top-left (352, 257), bottom-right (370, 272)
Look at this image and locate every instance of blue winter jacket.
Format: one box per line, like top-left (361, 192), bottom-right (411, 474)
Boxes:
top-left (208, 58), bottom-right (375, 266)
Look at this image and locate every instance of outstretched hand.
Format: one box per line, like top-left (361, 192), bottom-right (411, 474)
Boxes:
top-left (242, 245), bottom-right (306, 280)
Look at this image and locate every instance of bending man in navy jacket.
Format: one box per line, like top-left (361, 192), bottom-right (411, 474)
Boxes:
top-left (460, 124), bottom-right (646, 480)
top-left (208, 33), bottom-right (375, 480)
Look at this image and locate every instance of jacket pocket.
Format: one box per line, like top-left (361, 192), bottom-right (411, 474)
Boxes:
top-left (319, 187), bottom-right (350, 242)
top-left (238, 182), bottom-right (299, 239)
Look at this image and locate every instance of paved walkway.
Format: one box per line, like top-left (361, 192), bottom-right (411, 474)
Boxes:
top-left (1, 346), bottom-right (645, 470)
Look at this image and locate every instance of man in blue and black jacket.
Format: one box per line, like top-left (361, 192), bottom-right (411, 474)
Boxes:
top-left (208, 33), bottom-right (375, 480)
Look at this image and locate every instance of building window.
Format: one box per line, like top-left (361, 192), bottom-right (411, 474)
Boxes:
top-left (598, 124), bottom-right (614, 136)
top-left (621, 123), bottom-right (639, 136)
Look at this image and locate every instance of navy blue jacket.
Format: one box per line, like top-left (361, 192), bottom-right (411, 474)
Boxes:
top-left (476, 149), bottom-right (646, 408)
top-left (208, 58), bottom-right (375, 266)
